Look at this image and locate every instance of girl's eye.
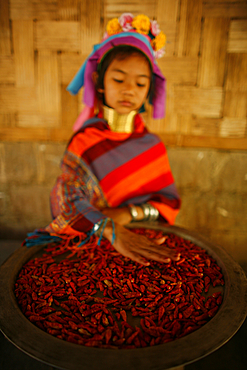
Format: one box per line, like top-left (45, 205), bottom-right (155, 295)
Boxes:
top-left (137, 83), bottom-right (146, 87)
top-left (114, 79), bottom-right (123, 83)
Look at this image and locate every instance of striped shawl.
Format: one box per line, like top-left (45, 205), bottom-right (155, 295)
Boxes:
top-left (45, 114), bottom-right (180, 238)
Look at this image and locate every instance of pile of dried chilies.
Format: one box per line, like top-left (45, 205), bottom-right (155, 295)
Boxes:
top-left (14, 228), bottom-right (224, 349)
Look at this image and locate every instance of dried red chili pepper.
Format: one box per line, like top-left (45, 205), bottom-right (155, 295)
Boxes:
top-left (15, 228), bottom-right (224, 349)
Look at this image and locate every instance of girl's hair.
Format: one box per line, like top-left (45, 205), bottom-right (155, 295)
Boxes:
top-left (95, 45), bottom-right (154, 103)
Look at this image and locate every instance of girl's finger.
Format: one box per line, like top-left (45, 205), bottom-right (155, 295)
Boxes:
top-left (120, 249), bottom-right (150, 266)
top-left (154, 236), bottom-right (167, 245)
top-left (139, 248), bottom-right (171, 264)
top-left (140, 239), bottom-right (180, 261)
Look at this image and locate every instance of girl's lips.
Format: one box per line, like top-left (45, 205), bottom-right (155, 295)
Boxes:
top-left (119, 101), bottom-right (133, 107)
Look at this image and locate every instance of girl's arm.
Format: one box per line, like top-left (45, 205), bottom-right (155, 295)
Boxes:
top-left (47, 162), bottom-right (180, 265)
top-left (46, 152), bottom-right (109, 238)
top-left (100, 206), bottom-right (144, 225)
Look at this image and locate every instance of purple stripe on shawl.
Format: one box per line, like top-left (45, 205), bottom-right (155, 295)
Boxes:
top-left (156, 183), bottom-right (180, 200)
top-left (81, 127), bottom-right (154, 163)
top-left (74, 198), bottom-right (106, 224)
top-left (121, 183), bottom-right (180, 206)
top-left (89, 133), bottom-right (161, 181)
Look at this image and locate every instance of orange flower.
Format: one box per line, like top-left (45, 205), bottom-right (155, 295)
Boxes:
top-left (106, 18), bottom-right (122, 35)
top-left (152, 31), bottom-right (166, 51)
top-left (132, 14), bottom-right (150, 35)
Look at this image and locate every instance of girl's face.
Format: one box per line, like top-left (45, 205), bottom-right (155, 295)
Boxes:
top-left (102, 54), bottom-right (151, 114)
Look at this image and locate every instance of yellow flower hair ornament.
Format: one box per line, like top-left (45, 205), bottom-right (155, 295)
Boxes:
top-left (132, 14), bottom-right (150, 35)
top-left (104, 13), bottom-right (166, 59)
top-left (106, 18), bottom-right (122, 35)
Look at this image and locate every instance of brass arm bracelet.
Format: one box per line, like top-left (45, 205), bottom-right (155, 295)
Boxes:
top-left (140, 203), bottom-right (159, 222)
top-left (128, 204), bottom-right (139, 221)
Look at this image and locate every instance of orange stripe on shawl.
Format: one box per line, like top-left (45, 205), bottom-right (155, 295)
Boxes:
top-left (68, 115), bottom-right (146, 157)
top-left (100, 142), bottom-right (168, 192)
top-left (102, 154), bottom-right (173, 206)
top-left (68, 128), bottom-right (107, 156)
top-left (148, 201), bottom-right (180, 225)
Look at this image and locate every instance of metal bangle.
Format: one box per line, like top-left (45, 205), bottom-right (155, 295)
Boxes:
top-left (140, 203), bottom-right (150, 221)
top-left (140, 203), bottom-right (159, 222)
top-left (128, 204), bottom-right (138, 221)
top-left (148, 204), bottom-right (159, 221)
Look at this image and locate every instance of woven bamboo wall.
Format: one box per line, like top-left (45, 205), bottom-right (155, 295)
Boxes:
top-left (0, 0), bottom-right (247, 149)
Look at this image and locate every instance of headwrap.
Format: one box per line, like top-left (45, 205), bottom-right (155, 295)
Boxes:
top-left (67, 14), bottom-right (167, 131)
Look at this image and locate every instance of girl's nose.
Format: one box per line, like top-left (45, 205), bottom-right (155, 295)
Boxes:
top-left (122, 80), bottom-right (135, 95)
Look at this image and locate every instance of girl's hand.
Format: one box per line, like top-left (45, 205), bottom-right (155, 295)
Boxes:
top-left (103, 222), bottom-right (180, 266)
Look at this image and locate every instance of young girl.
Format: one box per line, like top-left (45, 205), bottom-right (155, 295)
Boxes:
top-left (27, 14), bottom-right (181, 266)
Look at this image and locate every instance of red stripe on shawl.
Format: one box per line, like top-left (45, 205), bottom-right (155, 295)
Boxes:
top-left (68, 114), bottom-right (147, 160)
top-left (101, 150), bottom-right (173, 207)
top-left (114, 173), bottom-right (175, 206)
top-left (82, 139), bottom-right (122, 164)
top-left (107, 171), bottom-right (174, 207)
top-left (68, 128), bottom-right (107, 157)
top-left (100, 142), bottom-right (170, 194)
top-left (68, 127), bottom-right (137, 160)
top-left (82, 130), bottom-right (150, 165)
